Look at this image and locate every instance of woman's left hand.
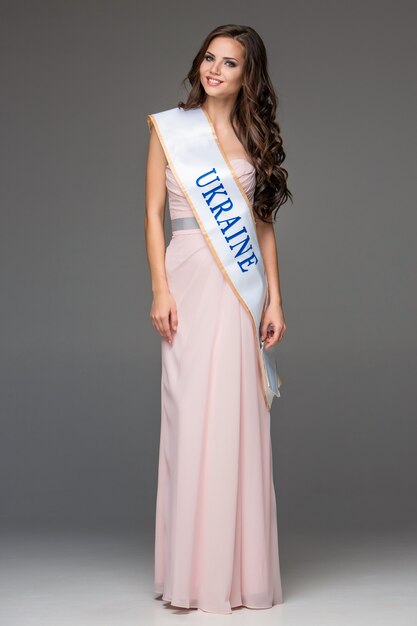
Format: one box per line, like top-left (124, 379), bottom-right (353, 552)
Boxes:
top-left (260, 303), bottom-right (286, 348)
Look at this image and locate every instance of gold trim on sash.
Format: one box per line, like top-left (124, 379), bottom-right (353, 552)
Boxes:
top-left (147, 109), bottom-right (272, 411)
top-left (199, 107), bottom-right (259, 228)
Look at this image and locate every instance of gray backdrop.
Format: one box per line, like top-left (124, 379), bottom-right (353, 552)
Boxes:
top-left (1, 0), bottom-right (416, 536)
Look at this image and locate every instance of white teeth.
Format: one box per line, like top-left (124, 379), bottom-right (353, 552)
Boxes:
top-left (208, 78), bottom-right (222, 85)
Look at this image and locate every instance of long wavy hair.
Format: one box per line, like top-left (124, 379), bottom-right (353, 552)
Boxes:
top-left (177, 24), bottom-right (293, 223)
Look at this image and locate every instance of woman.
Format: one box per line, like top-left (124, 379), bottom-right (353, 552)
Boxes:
top-left (144, 24), bottom-right (292, 614)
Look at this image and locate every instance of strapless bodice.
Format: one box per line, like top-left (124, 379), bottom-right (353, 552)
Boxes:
top-left (166, 158), bottom-right (256, 220)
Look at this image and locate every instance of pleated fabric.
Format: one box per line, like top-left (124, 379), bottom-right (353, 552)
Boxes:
top-left (154, 159), bottom-right (283, 614)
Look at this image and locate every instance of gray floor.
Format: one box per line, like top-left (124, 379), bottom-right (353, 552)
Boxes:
top-left (1, 528), bottom-right (416, 625)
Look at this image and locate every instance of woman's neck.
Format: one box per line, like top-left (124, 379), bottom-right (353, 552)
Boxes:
top-left (200, 98), bottom-right (236, 130)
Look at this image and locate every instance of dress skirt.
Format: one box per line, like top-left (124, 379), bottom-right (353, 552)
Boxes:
top-left (154, 226), bottom-right (283, 614)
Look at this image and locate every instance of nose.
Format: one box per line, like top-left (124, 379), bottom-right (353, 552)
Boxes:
top-left (211, 61), bottom-right (222, 75)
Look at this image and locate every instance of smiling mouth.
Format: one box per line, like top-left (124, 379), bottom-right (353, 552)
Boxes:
top-left (206, 77), bottom-right (223, 86)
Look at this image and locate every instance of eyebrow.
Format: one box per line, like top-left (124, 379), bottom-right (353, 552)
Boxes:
top-left (206, 50), bottom-right (239, 62)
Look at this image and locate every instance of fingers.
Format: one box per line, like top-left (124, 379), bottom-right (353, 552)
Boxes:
top-left (170, 307), bottom-right (178, 333)
top-left (263, 323), bottom-right (287, 348)
top-left (260, 321), bottom-right (270, 342)
top-left (278, 324), bottom-right (286, 342)
top-left (156, 316), bottom-right (172, 343)
top-left (161, 317), bottom-right (172, 343)
top-left (261, 321), bottom-right (275, 346)
top-left (150, 307), bottom-right (178, 344)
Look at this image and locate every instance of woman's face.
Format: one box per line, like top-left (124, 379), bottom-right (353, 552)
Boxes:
top-left (199, 36), bottom-right (245, 100)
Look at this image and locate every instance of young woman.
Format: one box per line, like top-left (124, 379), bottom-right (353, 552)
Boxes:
top-left (144, 24), bottom-right (292, 614)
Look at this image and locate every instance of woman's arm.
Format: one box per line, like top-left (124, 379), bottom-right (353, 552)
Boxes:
top-left (256, 220), bottom-right (286, 347)
top-left (144, 124), bottom-right (178, 344)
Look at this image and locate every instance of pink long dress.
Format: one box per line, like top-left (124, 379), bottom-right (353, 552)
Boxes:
top-left (154, 158), bottom-right (283, 614)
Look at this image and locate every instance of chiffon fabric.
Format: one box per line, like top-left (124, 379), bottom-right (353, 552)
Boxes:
top-left (154, 158), bottom-right (283, 614)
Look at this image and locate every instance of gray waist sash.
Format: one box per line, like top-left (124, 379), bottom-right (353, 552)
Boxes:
top-left (171, 216), bottom-right (199, 231)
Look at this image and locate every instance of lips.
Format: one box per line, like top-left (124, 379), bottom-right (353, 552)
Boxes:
top-left (207, 77), bottom-right (223, 85)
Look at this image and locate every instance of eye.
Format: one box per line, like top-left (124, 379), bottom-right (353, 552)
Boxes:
top-left (204, 54), bottom-right (237, 68)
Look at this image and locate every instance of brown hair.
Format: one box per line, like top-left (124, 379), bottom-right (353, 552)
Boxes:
top-left (177, 24), bottom-right (293, 223)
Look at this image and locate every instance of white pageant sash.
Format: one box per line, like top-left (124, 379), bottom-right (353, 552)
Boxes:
top-left (147, 105), bottom-right (281, 410)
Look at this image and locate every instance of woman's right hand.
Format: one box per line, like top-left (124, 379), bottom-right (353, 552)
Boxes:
top-left (150, 290), bottom-right (178, 344)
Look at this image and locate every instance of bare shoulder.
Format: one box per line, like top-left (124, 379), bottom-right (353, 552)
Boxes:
top-left (146, 119), bottom-right (167, 169)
